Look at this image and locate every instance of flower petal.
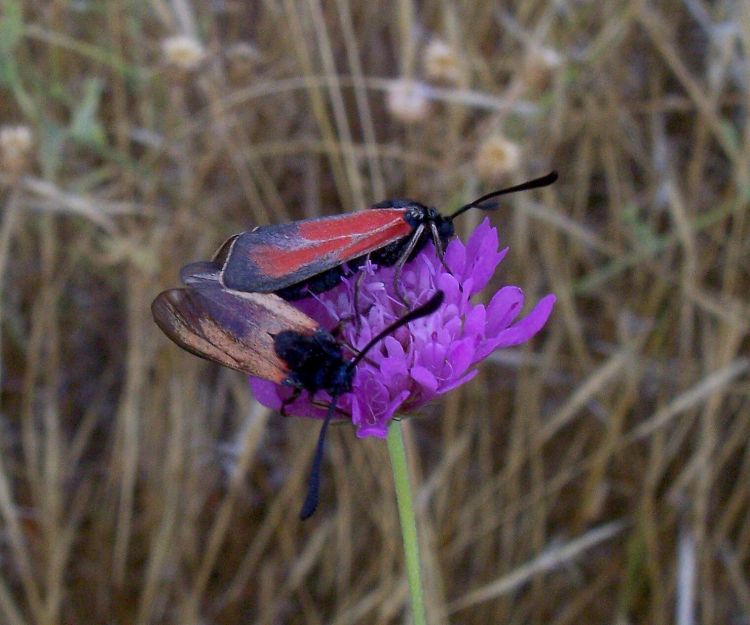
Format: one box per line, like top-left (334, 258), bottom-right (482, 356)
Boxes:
top-left (439, 368), bottom-right (479, 393)
top-left (486, 294), bottom-right (556, 350)
top-left (463, 220), bottom-right (504, 292)
top-left (446, 338), bottom-right (476, 379)
top-left (411, 365), bottom-right (439, 391)
top-left (463, 304), bottom-right (486, 339)
top-left (249, 377), bottom-right (283, 410)
top-left (445, 237), bottom-right (466, 275)
top-left (486, 286), bottom-right (525, 334)
top-left (354, 390), bottom-right (410, 438)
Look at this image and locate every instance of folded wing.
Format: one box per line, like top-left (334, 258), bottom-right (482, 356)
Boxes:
top-left (220, 209), bottom-right (413, 292)
top-left (151, 286), bottom-right (318, 382)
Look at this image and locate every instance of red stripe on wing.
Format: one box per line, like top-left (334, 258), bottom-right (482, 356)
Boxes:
top-left (249, 209), bottom-right (411, 279)
top-left (294, 208), bottom-right (411, 240)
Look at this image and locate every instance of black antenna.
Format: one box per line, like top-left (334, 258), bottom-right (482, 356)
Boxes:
top-left (299, 401), bottom-right (336, 520)
top-left (347, 291), bottom-right (445, 372)
top-left (298, 290), bottom-right (445, 520)
top-left (449, 171), bottom-right (558, 221)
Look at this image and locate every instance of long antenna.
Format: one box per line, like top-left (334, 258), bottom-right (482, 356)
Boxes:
top-left (299, 401), bottom-right (336, 520)
top-left (449, 171), bottom-right (558, 221)
top-left (347, 291), bottom-right (445, 372)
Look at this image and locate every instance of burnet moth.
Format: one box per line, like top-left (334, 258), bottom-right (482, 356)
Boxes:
top-left (152, 267), bottom-right (444, 519)
top-left (187, 171), bottom-right (558, 302)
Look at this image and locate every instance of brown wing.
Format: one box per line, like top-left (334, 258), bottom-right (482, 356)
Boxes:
top-left (151, 286), bottom-right (318, 382)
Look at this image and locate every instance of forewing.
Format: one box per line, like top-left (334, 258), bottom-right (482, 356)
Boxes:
top-left (151, 287), bottom-right (317, 382)
top-left (212, 234), bottom-right (239, 265)
top-left (179, 233), bottom-right (241, 286)
top-left (180, 261), bottom-right (222, 287)
top-left (221, 209), bottom-right (413, 292)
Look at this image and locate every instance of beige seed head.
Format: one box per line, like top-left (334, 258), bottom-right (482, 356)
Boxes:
top-left (161, 35), bottom-right (207, 71)
top-left (386, 79), bottom-right (431, 124)
top-left (0, 125), bottom-right (34, 174)
top-left (474, 135), bottom-right (522, 182)
top-left (226, 41), bottom-right (262, 83)
top-left (523, 45), bottom-right (563, 91)
top-left (424, 38), bottom-right (461, 84)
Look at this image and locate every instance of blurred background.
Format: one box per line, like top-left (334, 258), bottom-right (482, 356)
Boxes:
top-left (1, 1), bottom-right (748, 624)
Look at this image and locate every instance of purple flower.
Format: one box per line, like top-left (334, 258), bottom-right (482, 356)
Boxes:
top-left (250, 218), bottom-right (555, 438)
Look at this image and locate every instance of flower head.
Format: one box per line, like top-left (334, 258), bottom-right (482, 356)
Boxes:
top-left (475, 134), bottom-right (522, 182)
top-left (0, 125), bottom-right (34, 174)
top-left (226, 41), bottom-right (262, 83)
top-left (161, 35), bottom-right (207, 71)
top-left (386, 79), bottom-right (431, 124)
top-left (423, 38), bottom-right (461, 84)
top-left (251, 219), bottom-right (555, 439)
top-left (523, 45), bottom-right (563, 92)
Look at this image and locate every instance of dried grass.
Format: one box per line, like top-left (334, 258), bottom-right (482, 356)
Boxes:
top-left (0, 1), bottom-right (748, 624)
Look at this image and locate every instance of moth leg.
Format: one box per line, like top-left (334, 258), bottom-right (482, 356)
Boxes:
top-left (392, 228), bottom-right (424, 308)
top-left (310, 398), bottom-right (350, 419)
top-left (280, 387), bottom-right (302, 417)
top-left (351, 253), bottom-right (373, 333)
top-left (430, 222), bottom-right (451, 272)
top-left (354, 352), bottom-right (380, 368)
top-left (352, 269), bottom-right (366, 325)
top-left (328, 311), bottom-right (363, 342)
top-left (392, 263), bottom-right (410, 308)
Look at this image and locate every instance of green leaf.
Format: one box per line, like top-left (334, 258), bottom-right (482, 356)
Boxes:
top-left (69, 77), bottom-right (107, 148)
top-left (0, 0), bottom-right (24, 55)
top-left (39, 120), bottom-right (67, 180)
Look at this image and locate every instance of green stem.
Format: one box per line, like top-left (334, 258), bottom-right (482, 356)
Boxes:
top-left (387, 419), bottom-right (427, 625)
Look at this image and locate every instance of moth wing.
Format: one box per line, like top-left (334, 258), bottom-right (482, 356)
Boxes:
top-left (221, 209), bottom-right (413, 292)
top-left (180, 231), bottom-right (243, 286)
top-left (152, 287), bottom-right (317, 382)
top-left (177, 234), bottom-right (240, 287)
top-left (211, 234), bottom-right (239, 265)
top-left (180, 261), bottom-right (222, 287)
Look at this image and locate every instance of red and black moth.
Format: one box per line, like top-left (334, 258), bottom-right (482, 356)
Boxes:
top-left (152, 268), bottom-right (444, 518)
top-left (184, 171), bottom-right (558, 302)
